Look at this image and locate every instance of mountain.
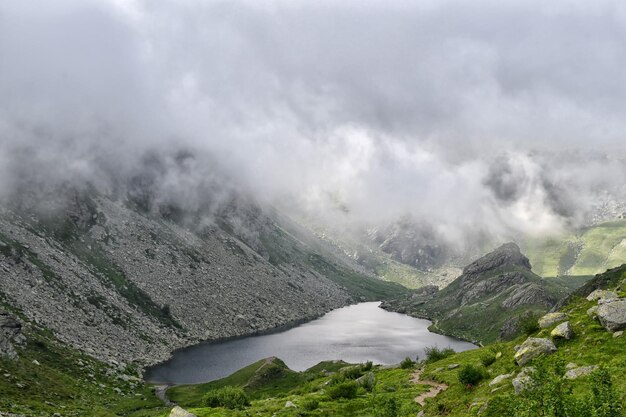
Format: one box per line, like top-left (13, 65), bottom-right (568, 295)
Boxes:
top-left (380, 243), bottom-right (581, 343)
top-left (0, 187), bottom-right (405, 369)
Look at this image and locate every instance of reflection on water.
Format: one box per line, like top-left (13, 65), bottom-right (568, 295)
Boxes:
top-left (145, 302), bottom-right (476, 384)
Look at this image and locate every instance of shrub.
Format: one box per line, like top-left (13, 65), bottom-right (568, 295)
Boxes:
top-left (400, 357), bottom-right (415, 369)
top-left (327, 381), bottom-right (358, 399)
top-left (343, 366), bottom-right (363, 379)
top-left (203, 386), bottom-right (250, 409)
top-left (424, 346), bottom-right (455, 364)
top-left (362, 361), bottom-right (373, 371)
top-left (480, 352), bottom-right (496, 367)
top-left (375, 396), bottom-right (400, 417)
top-left (302, 398), bottom-right (319, 411)
top-left (520, 312), bottom-right (540, 336)
top-left (457, 364), bottom-right (484, 387)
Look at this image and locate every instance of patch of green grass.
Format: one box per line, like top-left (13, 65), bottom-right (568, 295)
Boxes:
top-left (0, 327), bottom-right (165, 417)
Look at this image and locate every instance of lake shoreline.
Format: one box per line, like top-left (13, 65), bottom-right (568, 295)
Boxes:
top-left (145, 302), bottom-right (477, 385)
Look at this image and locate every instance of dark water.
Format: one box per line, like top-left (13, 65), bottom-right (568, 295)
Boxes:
top-left (145, 302), bottom-right (476, 384)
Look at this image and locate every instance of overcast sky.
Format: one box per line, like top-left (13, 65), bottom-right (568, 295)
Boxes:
top-left (1, 0), bottom-right (626, 242)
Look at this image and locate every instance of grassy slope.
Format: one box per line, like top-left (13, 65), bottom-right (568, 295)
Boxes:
top-left (418, 267), bottom-right (626, 416)
top-left (168, 359), bottom-right (429, 417)
top-left (523, 219), bottom-right (626, 277)
top-left (0, 326), bottom-right (165, 417)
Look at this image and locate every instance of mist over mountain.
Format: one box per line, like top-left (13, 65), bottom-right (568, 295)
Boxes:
top-left (2, 0), bottom-right (626, 255)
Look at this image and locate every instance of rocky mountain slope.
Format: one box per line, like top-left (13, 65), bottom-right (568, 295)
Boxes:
top-left (380, 243), bottom-right (580, 343)
top-left (0, 189), bottom-right (405, 369)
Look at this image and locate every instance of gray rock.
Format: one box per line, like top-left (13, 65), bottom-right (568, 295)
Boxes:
top-left (587, 290), bottom-right (618, 302)
top-left (489, 373), bottom-right (513, 386)
top-left (285, 401), bottom-right (296, 408)
top-left (613, 330), bottom-right (623, 338)
top-left (597, 300), bottom-right (626, 332)
top-left (169, 406), bottom-right (197, 417)
top-left (564, 366), bottom-right (597, 380)
top-left (551, 321), bottom-right (573, 340)
top-left (512, 367), bottom-right (535, 394)
top-left (565, 362), bottom-right (578, 370)
top-left (447, 363), bottom-right (460, 370)
top-left (356, 372), bottom-right (376, 388)
top-left (587, 306), bottom-right (598, 318)
top-left (0, 310), bottom-right (24, 361)
top-left (514, 337), bottom-right (557, 366)
top-left (598, 297), bottom-right (622, 305)
top-left (538, 312), bottom-right (568, 328)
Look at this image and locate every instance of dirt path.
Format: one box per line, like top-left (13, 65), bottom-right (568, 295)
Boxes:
top-left (410, 369), bottom-right (448, 407)
top-left (154, 384), bottom-right (174, 406)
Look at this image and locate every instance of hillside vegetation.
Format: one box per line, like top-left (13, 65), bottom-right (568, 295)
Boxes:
top-left (523, 219), bottom-right (626, 277)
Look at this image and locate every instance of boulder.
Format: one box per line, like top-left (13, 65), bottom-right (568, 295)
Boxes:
top-left (538, 312), bottom-right (568, 328)
top-left (551, 321), bottom-right (573, 340)
top-left (587, 306), bottom-right (598, 318)
top-left (356, 372), bottom-right (375, 389)
top-left (586, 290), bottom-right (618, 302)
top-left (512, 367), bottom-right (535, 395)
top-left (169, 406), bottom-right (197, 417)
top-left (489, 373), bottom-right (513, 386)
top-left (596, 300), bottom-right (626, 332)
top-left (0, 310), bottom-right (24, 361)
top-left (598, 297), bottom-right (621, 305)
top-left (564, 365), bottom-right (598, 380)
top-left (514, 338), bottom-right (557, 366)
top-left (613, 330), bottom-right (623, 338)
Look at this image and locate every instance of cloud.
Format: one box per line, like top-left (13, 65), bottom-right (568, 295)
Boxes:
top-left (1, 0), bottom-right (625, 245)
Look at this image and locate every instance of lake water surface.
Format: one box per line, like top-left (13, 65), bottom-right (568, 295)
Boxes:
top-left (145, 302), bottom-right (476, 384)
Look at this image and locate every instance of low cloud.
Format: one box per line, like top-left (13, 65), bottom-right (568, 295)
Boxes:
top-left (1, 0), bottom-right (625, 247)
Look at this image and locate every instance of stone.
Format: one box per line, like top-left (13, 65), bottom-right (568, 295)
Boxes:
top-left (598, 297), bottom-right (621, 305)
top-left (447, 363), bottom-right (460, 370)
top-left (613, 330), bottom-right (623, 338)
top-left (514, 337), bottom-right (557, 366)
top-left (32, 360), bottom-right (40, 366)
top-left (587, 290), bottom-right (618, 302)
top-left (512, 367), bottom-right (535, 395)
top-left (596, 300), bottom-right (626, 332)
top-left (564, 365), bottom-right (598, 380)
top-left (551, 321), bottom-right (573, 340)
top-left (495, 352), bottom-right (502, 359)
top-left (587, 306), bottom-right (598, 318)
top-left (285, 401), bottom-right (296, 408)
top-left (565, 363), bottom-right (578, 370)
top-left (169, 406), bottom-right (197, 417)
top-left (538, 312), bottom-right (568, 328)
top-left (356, 372), bottom-right (375, 389)
top-left (489, 373), bottom-right (513, 386)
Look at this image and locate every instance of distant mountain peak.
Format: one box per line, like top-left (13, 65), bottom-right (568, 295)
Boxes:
top-left (462, 242), bottom-right (531, 277)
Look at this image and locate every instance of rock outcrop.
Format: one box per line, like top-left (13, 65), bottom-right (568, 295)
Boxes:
top-left (381, 243), bottom-right (571, 344)
top-left (538, 312), bottom-right (568, 328)
top-left (596, 300), bottom-right (626, 332)
top-left (0, 310), bottom-right (25, 360)
top-left (169, 406), bottom-right (196, 417)
top-left (514, 338), bottom-right (557, 366)
top-left (551, 321), bottom-right (573, 340)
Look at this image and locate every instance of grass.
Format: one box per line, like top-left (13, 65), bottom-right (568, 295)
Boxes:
top-left (168, 360), bottom-right (430, 417)
top-left (0, 327), bottom-right (166, 417)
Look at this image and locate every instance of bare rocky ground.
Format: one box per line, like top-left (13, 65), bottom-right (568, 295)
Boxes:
top-left (0, 196), bottom-right (355, 369)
